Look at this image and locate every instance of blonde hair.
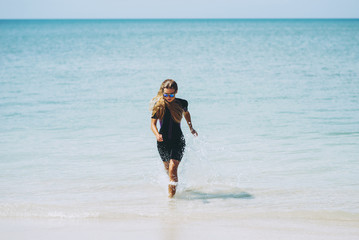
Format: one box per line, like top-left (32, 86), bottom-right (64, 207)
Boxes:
top-left (150, 79), bottom-right (184, 123)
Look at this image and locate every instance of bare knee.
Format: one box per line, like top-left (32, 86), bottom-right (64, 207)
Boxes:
top-left (169, 159), bottom-right (179, 170)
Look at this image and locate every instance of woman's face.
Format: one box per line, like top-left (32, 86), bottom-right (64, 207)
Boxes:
top-left (163, 88), bottom-right (176, 103)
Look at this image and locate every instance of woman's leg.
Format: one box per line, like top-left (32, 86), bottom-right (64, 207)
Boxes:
top-left (163, 161), bottom-right (169, 175)
top-left (168, 159), bottom-right (180, 198)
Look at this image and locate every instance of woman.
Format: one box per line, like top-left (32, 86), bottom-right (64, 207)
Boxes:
top-left (150, 79), bottom-right (198, 198)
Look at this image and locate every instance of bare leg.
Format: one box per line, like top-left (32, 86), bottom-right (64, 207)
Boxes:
top-left (163, 161), bottom-right (169, 176)
top-left (168, 159), bottom-right (180, 198)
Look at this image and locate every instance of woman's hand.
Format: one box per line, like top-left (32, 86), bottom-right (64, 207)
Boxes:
top-left (151, 118), bottom-right (163, 142)
top-left (156, 134), bottom-right (163, 142)
top-left (190, 128), bottom-right (198, 137)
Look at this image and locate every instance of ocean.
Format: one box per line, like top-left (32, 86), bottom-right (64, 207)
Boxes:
top-left (0, 19), bottom-right (359, 239)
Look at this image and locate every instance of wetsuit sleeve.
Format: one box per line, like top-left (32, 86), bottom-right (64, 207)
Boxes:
top-left (151, 112), bottom-right (158, 119)
top-left (182, 99), bottom-right (188, 112)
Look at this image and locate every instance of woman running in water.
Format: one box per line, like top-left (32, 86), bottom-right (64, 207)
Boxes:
top-left (150, 79), bottom-right (198, 198)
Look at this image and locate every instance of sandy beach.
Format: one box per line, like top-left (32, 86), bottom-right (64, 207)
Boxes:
top-left (2, 214), bottom-right (359, 240)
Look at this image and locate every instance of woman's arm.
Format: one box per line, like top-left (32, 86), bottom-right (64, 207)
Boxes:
top-left (183, 111), bottom-right (198, 136)
top-left (151, 118), bottom-right (163, 142)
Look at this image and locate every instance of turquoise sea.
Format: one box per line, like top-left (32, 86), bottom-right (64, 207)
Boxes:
top-left (0, 19), bottom-right (359, 238)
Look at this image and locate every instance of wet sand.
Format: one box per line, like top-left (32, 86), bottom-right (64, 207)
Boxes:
top-left (1, 215), bottom-right (358, 240)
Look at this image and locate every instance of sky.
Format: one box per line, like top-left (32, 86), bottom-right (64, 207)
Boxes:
top-left (0, 0), bottom-right (358, 19)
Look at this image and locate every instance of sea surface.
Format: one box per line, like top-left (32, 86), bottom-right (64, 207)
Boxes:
top-left (0, 19), bottom-right (359, 223)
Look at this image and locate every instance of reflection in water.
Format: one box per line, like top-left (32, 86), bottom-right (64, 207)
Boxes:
top-left (161, 200), bottom-right (180, 240)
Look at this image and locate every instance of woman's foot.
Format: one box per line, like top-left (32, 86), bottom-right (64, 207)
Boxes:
top-left (168, 182), bottom-right (177, 198)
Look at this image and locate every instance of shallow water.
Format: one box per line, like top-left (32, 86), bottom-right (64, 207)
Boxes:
top-left (0, 19), bottom-right (359, 222)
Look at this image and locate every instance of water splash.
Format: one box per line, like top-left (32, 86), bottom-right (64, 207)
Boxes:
top-left (178, 134), bottom-right (245, 198)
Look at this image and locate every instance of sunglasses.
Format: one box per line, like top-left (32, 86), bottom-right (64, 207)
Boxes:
top-left (163, 93), bottom-right (175, 98)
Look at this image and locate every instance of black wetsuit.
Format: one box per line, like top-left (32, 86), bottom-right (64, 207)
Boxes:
top-left (152, 98), bottom-right (188, 162)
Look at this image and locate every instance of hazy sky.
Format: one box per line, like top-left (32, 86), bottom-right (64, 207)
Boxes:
top-left (1, 0), bottom-right (358, 19)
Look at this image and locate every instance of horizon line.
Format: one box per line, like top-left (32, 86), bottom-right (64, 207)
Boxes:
top-left (1, 17), bottom-right (359, 20)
